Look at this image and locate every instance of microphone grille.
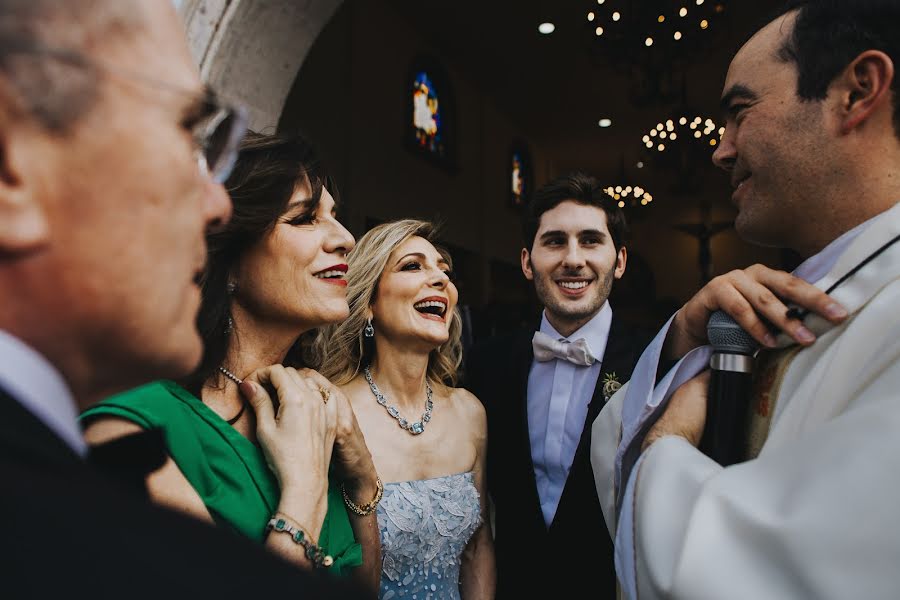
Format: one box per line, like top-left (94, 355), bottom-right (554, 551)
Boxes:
top-left (707, 310), bottom-right (759, 355)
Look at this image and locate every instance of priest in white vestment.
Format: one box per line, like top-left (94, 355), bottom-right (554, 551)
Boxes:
top-left (591, 3), bottom-right (900, 599)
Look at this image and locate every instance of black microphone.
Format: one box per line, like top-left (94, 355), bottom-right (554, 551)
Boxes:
top-left (698, 310), bottom-right (759, 466)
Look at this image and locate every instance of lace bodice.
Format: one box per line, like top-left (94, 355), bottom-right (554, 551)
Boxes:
top-left (376, 471), bottom-right (482, 600)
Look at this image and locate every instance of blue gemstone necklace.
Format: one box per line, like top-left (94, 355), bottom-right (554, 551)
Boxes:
top-left (363, 366), bottom-right (433, 435)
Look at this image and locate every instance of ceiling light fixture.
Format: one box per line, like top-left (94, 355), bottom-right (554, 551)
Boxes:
top-left (585, 1), bottom-right (726, 50)
top-left (642, 114), bottom-right (722, 153)
top-left (538, 22), bottom-right (556, 35)
top-left (604, 184), bottom-right (654, 208)
top-left (598, 118), bottom-right (612, 128)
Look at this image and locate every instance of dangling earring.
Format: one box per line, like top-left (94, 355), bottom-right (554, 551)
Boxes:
top-left (364, 318), bottom-right (374, 338)
top-left (225, 281), bottom-right (236, 335)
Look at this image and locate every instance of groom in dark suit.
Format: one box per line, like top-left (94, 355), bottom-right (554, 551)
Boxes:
top-left (0, 1), bottom-right (361, 597)
top-left (466, 172), bottom-right (649, 599)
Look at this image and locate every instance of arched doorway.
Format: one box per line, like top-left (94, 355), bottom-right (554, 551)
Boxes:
top-left (178, 0), bottom-right (344, 130)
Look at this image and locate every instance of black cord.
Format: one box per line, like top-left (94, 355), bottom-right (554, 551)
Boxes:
top-left (786, 232), bottom-right (900, 321)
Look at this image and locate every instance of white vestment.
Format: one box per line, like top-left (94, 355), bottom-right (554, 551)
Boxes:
top-left (591, 202), bottom-right (900, 599)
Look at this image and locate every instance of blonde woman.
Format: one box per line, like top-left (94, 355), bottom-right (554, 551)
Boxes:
top-left (312, 220), bottom-right (495, 600)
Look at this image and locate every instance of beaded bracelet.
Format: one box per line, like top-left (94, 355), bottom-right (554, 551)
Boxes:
top-left (266, 513), bottom-right (334, 568)
top-left (341, 475), bottom-right (384, 516)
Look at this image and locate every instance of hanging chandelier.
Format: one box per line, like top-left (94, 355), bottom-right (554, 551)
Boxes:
top-left (642, 115), bottom-right (725, 154)
top-left (636, 107), bottom-right (726, 195)
top-left (604, 155), bottom-right (655, 208)
top-left (584, 1), bottom-right (729, 106)
top-left (586, 0), bottom-right (727, 50)
top-left (604, 184), bottom-right (654, 208)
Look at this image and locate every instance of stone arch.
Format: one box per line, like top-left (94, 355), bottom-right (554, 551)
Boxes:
top-left (178, 0), bottom-right (344, 131)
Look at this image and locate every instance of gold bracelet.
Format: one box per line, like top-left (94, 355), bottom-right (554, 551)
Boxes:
top-left (341, 475), bottom-right (383, 516)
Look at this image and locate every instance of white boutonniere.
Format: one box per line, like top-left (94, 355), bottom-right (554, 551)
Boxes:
top-left (602, 372), bottom-right (622, 402)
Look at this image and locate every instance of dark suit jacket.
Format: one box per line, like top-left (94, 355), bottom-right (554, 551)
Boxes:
top-left (465, 317), bottom-right (648, 599)
top-left (0, 387), bottom-right (367, 599)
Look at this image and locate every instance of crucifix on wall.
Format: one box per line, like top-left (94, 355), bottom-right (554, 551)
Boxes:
top-left (673, 203), bottom-right (733, 284)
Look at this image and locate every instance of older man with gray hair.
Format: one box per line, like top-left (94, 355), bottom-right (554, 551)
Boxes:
top-left (0, 1), bottom-right (362, 597)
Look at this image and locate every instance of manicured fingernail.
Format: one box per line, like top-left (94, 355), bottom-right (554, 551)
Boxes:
top-left (763, 333), bottom-right (777, 348)
top-left (796, 326), bottom-right (815, 343)
top-left (825, 302), bottom-right (848, 319)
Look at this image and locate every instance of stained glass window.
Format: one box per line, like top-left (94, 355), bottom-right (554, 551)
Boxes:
top-left (407, 58), bottom-right (455, 172)
top-left (511, 151), bottom-right (526, 207)
top-left (412, 71), bottom-right (444, 157)
top-left (509, 143), bottom-right (532, 209)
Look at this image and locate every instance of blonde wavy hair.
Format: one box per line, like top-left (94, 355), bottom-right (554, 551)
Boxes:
top-left (310, 219), bottom-right (463, 388)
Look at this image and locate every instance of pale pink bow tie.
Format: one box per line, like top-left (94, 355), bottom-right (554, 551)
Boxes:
top-left (532, 331), bottom-right (596, 367)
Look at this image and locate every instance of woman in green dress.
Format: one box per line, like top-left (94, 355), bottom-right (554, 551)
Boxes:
top-left (81, 132), bottom-right (382, 590)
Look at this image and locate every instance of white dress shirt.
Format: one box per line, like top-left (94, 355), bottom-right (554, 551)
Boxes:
top-left (528, 302), bottom-right (612, 527)
top-left (0, 329), bottom-right (86, 457)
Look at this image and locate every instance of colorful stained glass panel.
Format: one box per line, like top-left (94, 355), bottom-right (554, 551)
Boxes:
top-left (412, 71), bottom-right (444, 157)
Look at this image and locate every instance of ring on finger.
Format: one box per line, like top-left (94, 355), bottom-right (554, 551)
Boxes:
top-left (318, 386), bottom-right (331, 405)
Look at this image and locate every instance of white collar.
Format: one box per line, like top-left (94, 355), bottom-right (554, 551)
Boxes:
top-left (774, 202), bottom-right (900, 346)
top-left (0, 330), bottom-right (86, 457)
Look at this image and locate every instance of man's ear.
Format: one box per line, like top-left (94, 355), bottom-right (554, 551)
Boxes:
top-left (835, 50), bottom-right (894, 135)
top-left (0, 103), bottom-right (51, 254)
top-left (613, 245), bottom-right (627, 280)
top-left (520, 247), bottom-right (534, 281)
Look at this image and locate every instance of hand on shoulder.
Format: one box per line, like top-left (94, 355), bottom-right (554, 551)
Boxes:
top-left (241, 365), bottom-right (336, 493)
top-left (295, 368), bottom-right (378, 494)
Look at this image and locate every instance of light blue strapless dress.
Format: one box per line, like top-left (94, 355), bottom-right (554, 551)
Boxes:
top-left (376, 471), bottom-right (482, 600)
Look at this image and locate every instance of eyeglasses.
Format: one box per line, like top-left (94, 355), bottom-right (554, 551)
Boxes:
top-left (187, 88), bottom-right (248, 183)
top-left (0, 39), bottom-right (248, 184)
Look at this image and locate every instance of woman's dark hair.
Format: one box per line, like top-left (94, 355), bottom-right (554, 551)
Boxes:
top-left (772, 0), bottom-right (900, 138)
top-left (521, 171), bottom-right (628, 252)
top-left (181, 130), bottom-right (330, 395)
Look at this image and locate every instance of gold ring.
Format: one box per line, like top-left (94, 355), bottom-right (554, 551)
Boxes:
top-left (318, 386), bottom-right (331, 405)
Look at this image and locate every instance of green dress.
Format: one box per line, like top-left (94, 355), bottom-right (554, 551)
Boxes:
top-left (81, 380), bottom-right (362, 577)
